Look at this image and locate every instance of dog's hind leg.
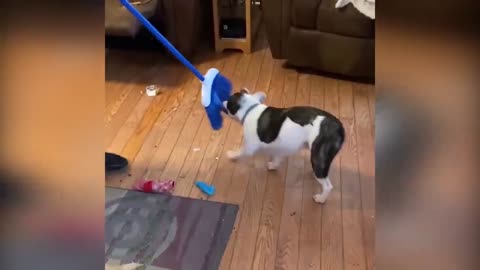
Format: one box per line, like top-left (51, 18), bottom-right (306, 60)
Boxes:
top-left (310, 117), bottom-right (344, 204)
top-left (311, 140), bottom-right (335, 203)
top-left (313, 177), bottom-right (333, 204)
top-left (310, 137), bottom-right (343, 204)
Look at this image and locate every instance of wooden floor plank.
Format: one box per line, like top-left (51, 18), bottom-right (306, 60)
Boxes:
top-left (216, 43), bottom-right (270, 270)
top-left (105, 57), bottom-right (142, 107)
top-left (120, 64), bottom-right (189, 162)
top-left (170, 52), bottom-right (242, 198)
top-left (227, 47), bottom-right (275, 270)
top-left (106, 93), bottom-right (156, 154)
top-left (104, 59), bottom-right (154, 127)
top-left (105, 79), bottom-right (129, 116)
top-left (339, 81), bottom-right (367, 270)
top-left (106, 61), bottom-right (174, 153)
top-left (107, 63), bottom-right (184, 158)
top-left (321, 77), bottom-right (345, 270)
top-left (143, 55), bottom-right (226, 180)
top-left (274, 68), bottom-right (301, 270)
top-left (207, 53), bottom-right (254, 203)
top-left (105, 84), bottom-right (143, 148)
top-left (250, 59), bottom-right (287, 270)
top-left (105, 80), bottom-right (124, 108)
top-left (339, 81), bottom-right (354, 119)
top-left (141, 82), bottom-right (199, 178)
top-left (353, 84), bottom-right (375, 270)
top-left (366, 85), bottom-right (375, 138)
top-left (297, 73), bottom-right (322, 270)
top-left (105, 54), bottom-right (170, 149)
top-left (187, 52), bottom-right (246, 200)
top-left (366, 85), bottom-right (375, 127)
top-left (158, 55), bottom-right (227, 182)
top-left (167, 52), bottom-right (241, 196)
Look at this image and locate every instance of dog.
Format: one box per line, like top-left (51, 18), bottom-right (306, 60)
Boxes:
top-left (223, 88), bottom-right (345, 203)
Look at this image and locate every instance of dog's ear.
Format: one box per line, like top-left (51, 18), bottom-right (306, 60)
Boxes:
top-left (240, 88), bottom-right (250, 94)
top-left (252, 92), bottom-right (266, 103)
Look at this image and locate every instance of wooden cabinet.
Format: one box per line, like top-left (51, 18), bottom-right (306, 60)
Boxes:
top-left (212, 0), bottom-right (262, 53)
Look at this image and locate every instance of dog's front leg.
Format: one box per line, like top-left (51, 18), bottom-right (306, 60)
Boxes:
top-left (267, 156), bottom-right (284, 171)
top-left (227, 143), bottom-right (258, 161)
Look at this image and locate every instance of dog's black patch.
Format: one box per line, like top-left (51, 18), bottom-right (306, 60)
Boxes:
top-left (286, 107), bottom-right (337, 126)
top-left (226, 92), bottom-right (244, 116)
top-left (310, 117), bottom-right (345, 178)
top-left (256, 107), bottom-right (286, 143)
top-left (257, 106), bottom-right (338, 143)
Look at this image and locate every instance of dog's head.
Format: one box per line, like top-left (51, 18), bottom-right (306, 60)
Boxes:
top-left (223, 88), bottom-right (266, 121)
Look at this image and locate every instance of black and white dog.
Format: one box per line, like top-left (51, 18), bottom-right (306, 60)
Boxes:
top-left (223, 88), bottom-right (345, 203)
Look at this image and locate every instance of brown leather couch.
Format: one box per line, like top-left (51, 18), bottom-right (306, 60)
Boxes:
top-left (263, 0), bottom-right (374, 78)
top-left (106, 0), bottom-right (210, 56)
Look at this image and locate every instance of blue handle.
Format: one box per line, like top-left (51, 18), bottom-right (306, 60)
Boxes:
top-left (212, 91), bottom-right (222, 108)
top-left (120, 0), bottom-right (205, 81)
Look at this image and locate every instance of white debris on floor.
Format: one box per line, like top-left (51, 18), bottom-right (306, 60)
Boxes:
top-left (145, 85), bottom-right (160, 96)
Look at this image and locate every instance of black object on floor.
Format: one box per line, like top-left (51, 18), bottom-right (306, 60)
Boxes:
top-left (105, 188), bottom-right (239, 270)
top-left (105, 152), bottom-right (128, 171)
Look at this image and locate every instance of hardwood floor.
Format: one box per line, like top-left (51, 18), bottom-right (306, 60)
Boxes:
top-left (105, 34), bottom-right (375, 270)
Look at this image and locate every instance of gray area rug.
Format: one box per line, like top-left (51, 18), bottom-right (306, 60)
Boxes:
top-left (105, 188), bottom-right (238, 270)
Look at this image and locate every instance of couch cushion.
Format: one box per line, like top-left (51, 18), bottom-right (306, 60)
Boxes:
top-left (287, 26), bottom-right (374, 78)
top-left (290, 0), bottom-right (374, 39)
top-left (291, 0), bottom-right (322, 30)
top-left (105, 0), bottom-right (158, 37)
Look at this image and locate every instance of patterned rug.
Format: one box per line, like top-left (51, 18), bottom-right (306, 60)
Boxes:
top-left (105, 188), bottom-right (238, 270)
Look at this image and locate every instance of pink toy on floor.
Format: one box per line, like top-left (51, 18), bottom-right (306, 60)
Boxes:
top-left (133, 179), bottom-right (175, 194)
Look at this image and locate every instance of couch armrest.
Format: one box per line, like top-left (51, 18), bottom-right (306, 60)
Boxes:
top-left (262, 0), bottom-right (292, 58)
top-left (105, 0), bottom-right (159, 38)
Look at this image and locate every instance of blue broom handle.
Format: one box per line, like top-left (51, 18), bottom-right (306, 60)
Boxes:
top-left (120, 0), bottom-right (205, 82)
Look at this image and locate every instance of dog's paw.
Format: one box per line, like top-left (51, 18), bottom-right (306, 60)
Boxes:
top-left (267, 162), bottom-right (278, 171)
top-left (313, 194), bottom-right (328, 204)
top-left (226, 150), bottom-right (240, 161)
